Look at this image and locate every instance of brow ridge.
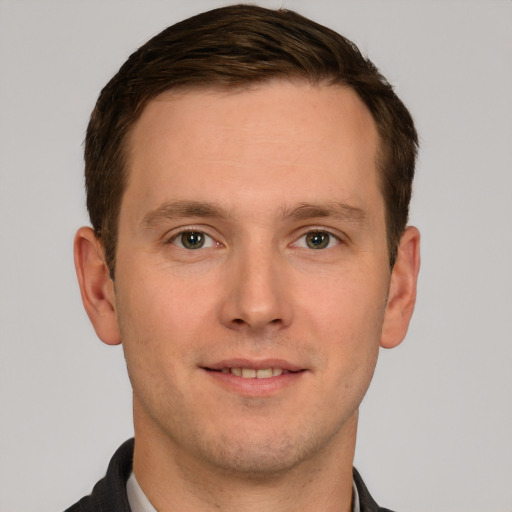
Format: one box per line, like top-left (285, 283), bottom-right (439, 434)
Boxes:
top-left (141, 200), bottom-right (228, 228)
top-left (141, 199), bottom-right (366, 228)
top-left (281, 202), bottom-right (366, 224)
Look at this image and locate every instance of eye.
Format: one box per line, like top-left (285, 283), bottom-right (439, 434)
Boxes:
top-left (171, 231), bottom-right (216, 250)
top-left (294, 231), bottom-right (340, 250)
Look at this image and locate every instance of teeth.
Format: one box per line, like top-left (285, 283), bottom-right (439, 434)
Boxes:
top-left (223, 367), bottom-right (286, 379)
top-left (256, 368), bottom-right (272, 379)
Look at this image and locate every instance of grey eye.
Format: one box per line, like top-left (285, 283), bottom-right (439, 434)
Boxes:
top-left (172, 231), bottom-right (215, 250)
top-left (292, 231), bottom-right (340, 250)
top-left (305, 232), bottom-right (330, 249)
top-left (182, 232), bottom-right (204, 249)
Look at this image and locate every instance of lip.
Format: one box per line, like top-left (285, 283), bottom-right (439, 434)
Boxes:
top-left (204, 358), bottom-right (305, 372)
top-left (201, 358), bottom-right (308, 396)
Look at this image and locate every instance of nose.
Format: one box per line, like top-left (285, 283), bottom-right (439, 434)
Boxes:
top-left (219, 243), bottom-right (293, 333)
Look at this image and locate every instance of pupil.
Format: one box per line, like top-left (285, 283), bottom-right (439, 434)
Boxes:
top-left (182, 232), bottom-right (204, 249)
top-left (307, 232), bottom-right (329, 249)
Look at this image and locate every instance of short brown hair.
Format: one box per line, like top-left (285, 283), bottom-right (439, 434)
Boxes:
top-left (85, 4), bottom-right (418, 276)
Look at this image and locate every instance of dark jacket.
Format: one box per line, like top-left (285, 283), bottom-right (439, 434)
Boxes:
top-left (65, 438), bottom-right (394, 512)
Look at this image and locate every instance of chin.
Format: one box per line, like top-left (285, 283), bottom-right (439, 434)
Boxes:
top-left (187, 417), bottom-right (346, 479)
top-left (198, 434), bottom-right (312, 477)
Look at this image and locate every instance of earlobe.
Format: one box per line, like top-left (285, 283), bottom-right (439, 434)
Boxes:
top-left (380, 226), bottom-right (421, 349)
top-left (74, 227), bottom-right (121, 345)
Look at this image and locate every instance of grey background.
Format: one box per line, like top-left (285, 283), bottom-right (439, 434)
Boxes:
top-left (0, 1), bottom-right (511, 511)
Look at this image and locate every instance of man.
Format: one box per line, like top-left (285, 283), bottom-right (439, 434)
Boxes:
top-left (68, 4), bottom-right (420, 512)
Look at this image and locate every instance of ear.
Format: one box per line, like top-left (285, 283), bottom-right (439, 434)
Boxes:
top-left (74, 227), bottom-right (121, 345)
top-left (380, 226), bottom-right (421, 349)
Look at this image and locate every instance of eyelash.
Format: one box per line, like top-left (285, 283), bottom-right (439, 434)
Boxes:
top-left (292, 230), bottom-right (341, 250)
top-left (166, 227), bottom-right (342, 251)
top-left (167, 229), bottom-right (219, 250)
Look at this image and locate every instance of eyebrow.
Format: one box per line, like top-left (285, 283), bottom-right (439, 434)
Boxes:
top-left (141, 199), bottom-right (366, 228)
top-left (141, 200), bottom-right (228, 228)
top-left (281, 202), bottom-right (367, 225)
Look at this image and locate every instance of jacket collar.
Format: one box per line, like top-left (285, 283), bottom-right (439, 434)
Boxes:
top-left (66, 438), bottom-right (393, 512)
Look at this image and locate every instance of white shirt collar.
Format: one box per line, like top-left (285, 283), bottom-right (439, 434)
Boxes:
top-left (126, 472), bottom-right (157, 512)
top-left (352, 477), bottom-right (361, 512)
top-left (127, 471), bottom-right (360, 512)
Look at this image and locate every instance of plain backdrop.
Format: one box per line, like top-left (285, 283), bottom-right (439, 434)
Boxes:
top-left (0, 1), bottom-right (511, 511)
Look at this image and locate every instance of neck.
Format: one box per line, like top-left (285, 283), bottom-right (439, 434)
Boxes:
top-left (132, 403), bottom-right (358, 512)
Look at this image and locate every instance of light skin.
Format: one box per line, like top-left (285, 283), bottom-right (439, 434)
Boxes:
top-left (75, 81), bottom-right (420, 512)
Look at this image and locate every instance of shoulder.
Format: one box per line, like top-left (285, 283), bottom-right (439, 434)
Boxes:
top-left (64, 439), bottom-right (134, 512)
top-left (353, 467), bottom-right (396, 512)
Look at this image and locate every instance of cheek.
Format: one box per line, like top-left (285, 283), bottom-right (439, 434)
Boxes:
top-left (297, 270), bottom-right (387, 384)
top-left (312, 302), bottom-right (382, 423)
top-left (114, 269), bottom-right (219, 381)
top-left (115, 288), bottom-right (189, 425)
top-left (117, 264), bottom-right (213, 333)
top-left (298, 266), bottom-right (388, 336)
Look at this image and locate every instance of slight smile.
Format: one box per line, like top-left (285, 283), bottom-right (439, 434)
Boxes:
top-left (220, 367), bottom-right (287, 378)
top-left (202, 359), bottom-right (308, 395)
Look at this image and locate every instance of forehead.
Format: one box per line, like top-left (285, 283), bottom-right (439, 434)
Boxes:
top-left (124, 81), bottom-right (381, 218)
top-left (131, 81), bottom-right (378, 153)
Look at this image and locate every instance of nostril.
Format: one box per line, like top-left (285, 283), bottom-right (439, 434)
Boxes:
top-left (226, 312), bottom-right (288, 331)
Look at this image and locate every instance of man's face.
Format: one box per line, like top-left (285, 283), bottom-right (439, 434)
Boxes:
top-left (113, 82), bottom-right (395, 474)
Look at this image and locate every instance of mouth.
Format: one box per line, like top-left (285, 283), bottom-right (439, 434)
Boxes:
top-left (211, 367), bottom-right (293, 379)
top-left (202, 359), bottom-right (306, 394)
